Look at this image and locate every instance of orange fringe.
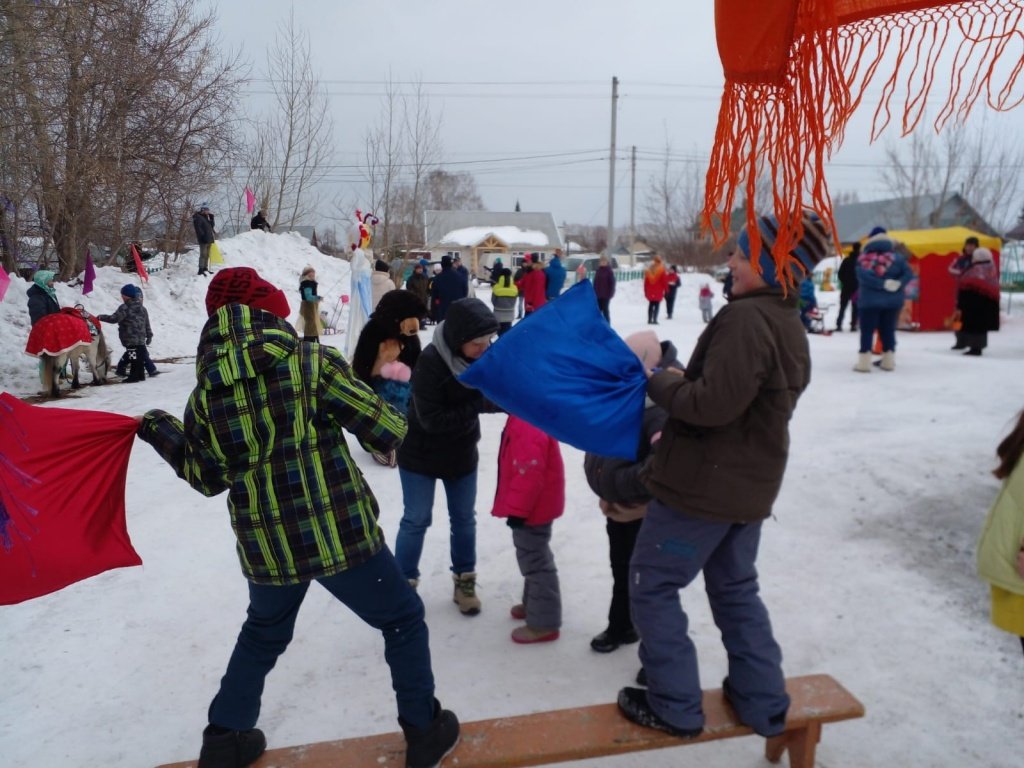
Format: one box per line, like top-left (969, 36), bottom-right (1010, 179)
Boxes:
top-left (703, 0), bottom-right (1024, 284)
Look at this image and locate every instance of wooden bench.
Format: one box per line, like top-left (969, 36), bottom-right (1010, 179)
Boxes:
top-left (157, 673), bottom-right (863, 768)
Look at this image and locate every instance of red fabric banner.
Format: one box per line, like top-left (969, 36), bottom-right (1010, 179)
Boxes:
top-left (130, 243), bottom-right (150, 283)
top-left (0, 392), bottom-right (142, 605)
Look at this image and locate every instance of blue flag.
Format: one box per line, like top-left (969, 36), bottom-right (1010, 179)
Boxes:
top-left (459, 280), bottom-right (646, 459)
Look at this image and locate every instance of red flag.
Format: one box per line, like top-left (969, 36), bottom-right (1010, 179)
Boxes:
top-left (245, 187), bottom-right (256, 214)
top-left (130, 243), bottom-right (149, 283)
top-left (83, 251), bottom-right (96, 295)
top-left (0, 393), bottom-right (142, 605)
top-left (0, 267), bottom-right (10, 303)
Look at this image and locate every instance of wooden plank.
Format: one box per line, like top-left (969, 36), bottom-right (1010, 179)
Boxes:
top-left (157, 673), bottom-right (864, 768)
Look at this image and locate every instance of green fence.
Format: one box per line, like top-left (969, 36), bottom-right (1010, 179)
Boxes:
top-left (1001, 271), bottom-right (1024, 292)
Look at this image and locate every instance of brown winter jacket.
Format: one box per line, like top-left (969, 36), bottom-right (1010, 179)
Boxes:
top-left (642, 288), bottom-right (810, 523)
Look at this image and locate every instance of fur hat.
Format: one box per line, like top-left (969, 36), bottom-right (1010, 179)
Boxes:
top-left (440, 255), bottom-right (453, 268)
top-left (736, 211), bottom-right (831, 288)
top-left (972, 246), bottom-right (993, 263)
top-left (624, 330), bottom-right (662, 369)
top-left (374, 259), bottom-right (390, 273)
top-left (205, 267), bottom-right (290, 319)
top-left (300, 265), bottom-right (315, 278)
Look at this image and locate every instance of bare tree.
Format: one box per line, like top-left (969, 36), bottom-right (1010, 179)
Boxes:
top-left (362, 74), bottom-right (403, 251)
top-left (641, 141), bottom-right (709, 263)
top-left (423, 169), bottom-right (484, 211)
top-left (400, 78), bottom-right (442, 246)
top-left (0, 0), bottom-right (246, 278)
top-left (264, 6), bottom-right (334, 231)
top-left (883, 122), bottom-right (1023, 231)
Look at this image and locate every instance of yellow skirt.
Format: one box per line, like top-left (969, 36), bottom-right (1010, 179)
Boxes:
top-left (991, 585), bottom-right (1024, 637)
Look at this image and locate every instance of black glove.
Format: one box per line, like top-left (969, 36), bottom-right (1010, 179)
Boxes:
top-left (506, 516), bottom-right (526, 530)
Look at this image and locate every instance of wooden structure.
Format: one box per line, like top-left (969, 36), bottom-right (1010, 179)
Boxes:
top-left (157, 674), bottom-right (863, 768)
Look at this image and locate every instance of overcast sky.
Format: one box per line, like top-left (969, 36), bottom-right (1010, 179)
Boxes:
top-left (212, 1), bottom-right (1024, 229)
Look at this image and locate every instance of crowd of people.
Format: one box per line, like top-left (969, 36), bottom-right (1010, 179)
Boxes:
top-left (16, 210), bottom-right (1017, 768)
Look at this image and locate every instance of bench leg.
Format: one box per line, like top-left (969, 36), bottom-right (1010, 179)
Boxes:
top-left (764, 722), bottom-right (822, 768)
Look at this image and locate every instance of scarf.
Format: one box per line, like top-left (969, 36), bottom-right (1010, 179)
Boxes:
top-left (704, 0), bottom-right (1023, 288)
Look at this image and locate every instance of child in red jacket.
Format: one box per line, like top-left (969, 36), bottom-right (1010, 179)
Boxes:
top-left (491, 414), bottom-right (565, 644)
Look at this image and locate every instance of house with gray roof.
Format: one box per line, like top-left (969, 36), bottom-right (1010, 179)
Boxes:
top-left (423, 210), bottom-right (563, 278)
top-left (728, 193), bottom-right (997, 245)
top-left (830, 193), bottom-right (996, 243)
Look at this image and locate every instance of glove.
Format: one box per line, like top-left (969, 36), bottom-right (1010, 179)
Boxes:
top-left (506, 516), bottom-right (526, 529)
top-left (146, 337), bottom-right (153, 346)
top-left (883, 279), bottom-right (901, 292)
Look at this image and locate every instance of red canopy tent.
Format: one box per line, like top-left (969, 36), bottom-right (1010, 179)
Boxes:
top-left (880, 227), bottom-right (1002, 331)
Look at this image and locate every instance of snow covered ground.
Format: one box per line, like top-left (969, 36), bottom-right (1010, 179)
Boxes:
top-left (1, 233), bottom-right (1022, 767)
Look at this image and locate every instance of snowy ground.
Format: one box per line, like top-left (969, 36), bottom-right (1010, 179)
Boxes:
top-left (1, 234), bottom-right (1022, 768)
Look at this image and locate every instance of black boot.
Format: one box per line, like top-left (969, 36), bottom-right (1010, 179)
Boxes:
top-left (617, 687), bottom-right (702, 738)
top-left (197, 725), bottom-right (266, 768)
top-left (590, 627), bottom-right (639, 653)
top-left (964, 348), bottom-right (982, 356)
top-left (399, 700), bottom-right (460, 768)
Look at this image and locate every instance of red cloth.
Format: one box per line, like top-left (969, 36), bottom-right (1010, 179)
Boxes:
top-left (24, 311), bottom-right (91, 357)
top-left (205, 266), bottom-right (290, 319)
top-left (0, 392), bottom-right (141, 605)
top-left (130, 243), bottom-right (150, 283)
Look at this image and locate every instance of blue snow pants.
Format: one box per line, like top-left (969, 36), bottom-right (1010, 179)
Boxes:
top-left (629, 499), bottom-right (789, 735)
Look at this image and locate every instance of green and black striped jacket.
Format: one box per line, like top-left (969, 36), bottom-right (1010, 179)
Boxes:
top-left (139, 304), bottom-right (407, 585)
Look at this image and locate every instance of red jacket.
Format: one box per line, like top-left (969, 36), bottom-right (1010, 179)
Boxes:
top-left (644, 264), bottom-right (669, 302)
top-left (491, 415), bottom-right (564, 526)
top-left (516, 267), bottom-right (547, 312)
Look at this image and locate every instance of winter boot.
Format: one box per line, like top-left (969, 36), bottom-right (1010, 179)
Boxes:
top-left (399, 700), bottom-right (460, 768)
top-left (879, 351), bottom-right (895, 371)
top-left (590, 627), bottom-right (639, 653)
top-left (964, 348), bottom-right (983, 356)
top-left (197, 725), bottom-right (266, 768)
top-left (511, 625), bottom-right (560, 644)
top-left (452, 572), bottom-right (481, 615)
top-left (853, 352), bottom-right (872, 373)
top-left (617, 687), bottom-right (702, 739)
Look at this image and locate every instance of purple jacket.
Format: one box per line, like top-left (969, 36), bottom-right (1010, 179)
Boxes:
top-left (593, 265), bottom-right (616, 300)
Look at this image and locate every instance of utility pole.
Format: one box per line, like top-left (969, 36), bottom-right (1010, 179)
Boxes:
top-left (606, 76), bottom-right (618, 259)
top-left (630, 144), bottom-right (637, 249)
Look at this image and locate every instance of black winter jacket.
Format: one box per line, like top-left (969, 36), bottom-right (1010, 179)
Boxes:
top-left (193, 211), bottom-right (216, 244)
top-left (27, 284), bottom-right (60, 326)
top-left (398, 298), bottom-right (499, 478)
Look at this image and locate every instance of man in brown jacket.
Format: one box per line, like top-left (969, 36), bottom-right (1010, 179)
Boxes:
top-left (617, 212), bottom-right (829, 740)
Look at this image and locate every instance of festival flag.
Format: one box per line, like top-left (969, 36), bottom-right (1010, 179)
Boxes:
top-left (0, 267), bottom-right (10, 303)
top-left (0, 392), bottom-right (142, 605)
top-left (82, 251), bottom-right (96, 295)
top-left (245, 187), bottom-right (256, 214)
top-left (130, 243), bottom-right (149, 283)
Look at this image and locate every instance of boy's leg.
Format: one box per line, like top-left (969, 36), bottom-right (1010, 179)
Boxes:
top-left (208, 581), bottom-right (309, 730)
top-left (513, 523), bottom-right (560, 629)
top-left (607, 518), bottom-right (642, 636)
top-left (630, 500), bottom-right (731, 733)
top-left (318, 547), bottom-right (436, 728)
top-left (703, 522), bottom-right (789, 736)
top-left (125, 346), bottom-right (146, 382)
top-left (141, 345), bottom-right (157, 375)
top-left (395, 469), bottom-right (437, 581)
top-left (115, 349), bottom-right (129, 377)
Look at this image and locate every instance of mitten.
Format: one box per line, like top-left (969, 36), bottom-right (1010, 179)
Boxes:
top-left (506, 516), bottom-right (526, 529)
top-left (379, 361), bottom-right (411, 382)
top-left (883, 279), bottom-right (901, 292)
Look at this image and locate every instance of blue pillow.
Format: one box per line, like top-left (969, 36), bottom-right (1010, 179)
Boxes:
top-left (459, 280), bottom-right (646, 459)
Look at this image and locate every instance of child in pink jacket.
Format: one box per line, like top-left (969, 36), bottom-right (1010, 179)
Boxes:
top-left (491, 414), bottom-right (565, 644)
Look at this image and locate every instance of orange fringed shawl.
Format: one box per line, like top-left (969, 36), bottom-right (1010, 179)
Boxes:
top-left (704, 0), bottom-right (1024, 287)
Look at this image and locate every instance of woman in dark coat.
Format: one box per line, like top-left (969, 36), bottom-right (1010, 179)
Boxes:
top-left (956, 246), bottom-right (1000, 356)
top-left (27, 270), bottom-right (60, 325)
